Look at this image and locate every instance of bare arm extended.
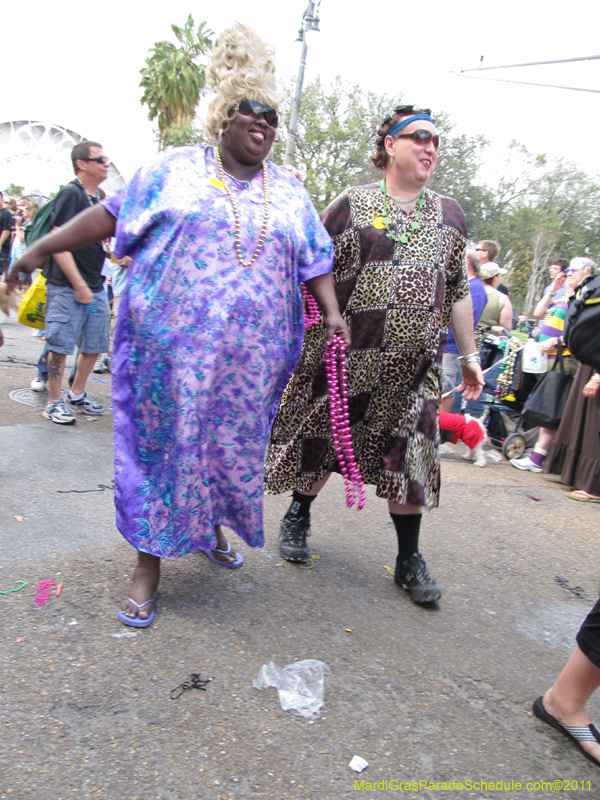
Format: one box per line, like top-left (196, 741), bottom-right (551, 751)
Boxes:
top-left (304, 272), bottom-right (351, 346)
top-left (450, 295), bottom-right (485, 401)
top-left (8, 205), bottom-right (116, 293)
top-left (499, 294), bottom-right (513, 331)
top-left (533, 290), bottom-right (554, 320)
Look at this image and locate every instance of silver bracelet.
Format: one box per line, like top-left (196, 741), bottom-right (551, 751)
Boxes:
top-left (457, 352), bottom-right (481, 365)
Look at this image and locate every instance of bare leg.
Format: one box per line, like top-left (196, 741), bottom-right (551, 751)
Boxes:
top-left (71, 352), bottom-right (99, 395)
top-left (388, 500), bottom-right (423, 515)
top-left (537, 427), bottom-right (556, 452)
top-left (120, 551), bottom-right (161, 620)
top-left (209, 524), bottom-right (240, 564)
top-left (47, 351), bottom-right (67, 403)
top-left (296, 472), bottom-right (331, 497)
top-left (440, 395), bottom-right (454, 413)
top-left (543, 644), bottom-right (600, 762)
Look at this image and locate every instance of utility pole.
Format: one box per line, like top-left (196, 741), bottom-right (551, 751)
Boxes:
top-left (283, 0), bottom-right (321, 165)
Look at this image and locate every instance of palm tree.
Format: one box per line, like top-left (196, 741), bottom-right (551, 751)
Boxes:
top-left (140, 15), bottom-right (213, 149)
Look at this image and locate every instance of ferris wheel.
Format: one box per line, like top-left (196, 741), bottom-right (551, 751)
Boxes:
top-left (0, 120), bottom-right (126, 198)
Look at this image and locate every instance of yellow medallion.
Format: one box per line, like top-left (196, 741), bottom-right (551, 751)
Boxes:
top-left (373, 216), bottom-right (386, 230)
top-left (209, 177), bottom-right (225, 190)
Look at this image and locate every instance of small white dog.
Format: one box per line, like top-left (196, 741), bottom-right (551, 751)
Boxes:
top-left (462, 415), bottom-right (488, 468)
top-left (440, 411), bottom-right (488, 467)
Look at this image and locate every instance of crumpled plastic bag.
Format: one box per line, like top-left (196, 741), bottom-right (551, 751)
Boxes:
top-left (253, 659), bottom-right (329, 718)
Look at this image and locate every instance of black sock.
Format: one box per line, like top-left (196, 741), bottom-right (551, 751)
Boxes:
top-left (391, 513), bottom-right (422, 562)
top-left (286, 491), bottom-right (316, 519)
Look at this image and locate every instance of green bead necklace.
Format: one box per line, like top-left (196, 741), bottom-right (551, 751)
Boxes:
top-left (374, 179), bottom-right (426, 244)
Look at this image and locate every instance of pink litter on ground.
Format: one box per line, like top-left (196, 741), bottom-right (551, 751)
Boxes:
top-left (36, 580), bottom-right (56, 607)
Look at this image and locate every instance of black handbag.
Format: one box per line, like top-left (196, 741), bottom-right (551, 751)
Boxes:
top-left (522, 349), bottom-right (574, 431)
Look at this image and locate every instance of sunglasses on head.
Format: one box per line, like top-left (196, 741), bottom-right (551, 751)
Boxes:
top-left (83, 156), bottom-right (110, 164)
top-left (393, 129), bottom-right (440, 150)
top-left (238, 99), bottom-right (279, 129)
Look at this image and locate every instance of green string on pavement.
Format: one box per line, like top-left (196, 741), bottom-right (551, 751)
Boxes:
top-left (0, 580), bottom-right (27, 594)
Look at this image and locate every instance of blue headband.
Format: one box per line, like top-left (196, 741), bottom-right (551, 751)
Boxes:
top-left (387, 114), bottom-right (436, 139)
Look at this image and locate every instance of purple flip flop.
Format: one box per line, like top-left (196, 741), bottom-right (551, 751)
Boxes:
top-left (118, 597), bottom-right (155, 628)
top-left (201, 542), bottom-right (244, 569)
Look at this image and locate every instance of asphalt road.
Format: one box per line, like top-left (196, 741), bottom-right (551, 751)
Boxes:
top-left (1, 315), bottom-right (599, 800)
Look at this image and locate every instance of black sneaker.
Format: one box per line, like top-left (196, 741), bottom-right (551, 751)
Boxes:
top-left (395, 553), bottom-right (442, 604)
top-left (278, 513), bottom-right (311, 562)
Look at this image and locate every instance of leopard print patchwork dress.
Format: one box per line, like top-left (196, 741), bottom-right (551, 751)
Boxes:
top-left (264, 184), bottom-right (469, 510)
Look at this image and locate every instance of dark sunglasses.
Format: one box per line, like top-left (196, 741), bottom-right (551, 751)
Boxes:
top-left (238, 99), bottom-right (279, 129)
top-left (394, 129), bottom-right (440, 150)
top-left (82, 156), bottom-right (110, 164)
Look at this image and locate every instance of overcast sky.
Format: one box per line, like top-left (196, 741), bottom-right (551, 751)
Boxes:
top-left (2, 0), bottom-right (599, 185)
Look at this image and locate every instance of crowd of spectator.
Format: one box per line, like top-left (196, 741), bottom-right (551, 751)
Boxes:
top-left (0, 192), bottom-right (40, 287)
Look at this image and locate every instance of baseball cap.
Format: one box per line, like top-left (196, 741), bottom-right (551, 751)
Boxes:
top-left (479, 262), bottom-right (508, 280)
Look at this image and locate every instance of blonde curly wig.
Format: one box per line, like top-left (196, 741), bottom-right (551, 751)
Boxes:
top-left (204, 22), bottom-right (282, 142)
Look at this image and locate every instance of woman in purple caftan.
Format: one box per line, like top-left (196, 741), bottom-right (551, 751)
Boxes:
top-left (14, 101), bottom-right (348, 628)
top-left (103, 145), bottom-right (334, 556)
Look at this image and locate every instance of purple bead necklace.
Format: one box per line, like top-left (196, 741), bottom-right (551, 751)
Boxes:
top-left (324, 334), bottom-right (365, 510)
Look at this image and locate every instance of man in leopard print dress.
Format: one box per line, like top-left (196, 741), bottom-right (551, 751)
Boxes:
top-left (265, 106), bottom-right (484, 604)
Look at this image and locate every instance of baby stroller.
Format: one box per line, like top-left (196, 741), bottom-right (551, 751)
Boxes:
top-left (467, 327), bottom-right (540, 460)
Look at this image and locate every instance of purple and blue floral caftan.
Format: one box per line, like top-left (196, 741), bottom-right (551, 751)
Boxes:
top-left (103, 146), bottom-right (333, 557)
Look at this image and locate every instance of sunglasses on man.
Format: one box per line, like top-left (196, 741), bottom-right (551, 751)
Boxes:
top-left (238, 99), bottom-right (279, 129)
top-left (82, 156), bottom-right (110, 164)
top-left (393, 129), bottom-right (440, 150)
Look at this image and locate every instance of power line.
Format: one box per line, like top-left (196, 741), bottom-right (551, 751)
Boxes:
top-left (457, 73), bottom-right (600, 95)
top-left (460, 54), bottom-right (600, 73)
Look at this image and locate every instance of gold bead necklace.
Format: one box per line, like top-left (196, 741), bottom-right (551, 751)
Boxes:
top-left (213, 146), bottom-right (270, 267)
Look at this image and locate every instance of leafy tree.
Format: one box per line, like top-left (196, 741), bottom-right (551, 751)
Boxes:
top-left (274, 77), bottom-right (398, 211)
top-left (534, 161), bottom-right (600, 261)
top-left (140, 15), bottom-right (213, 149)
top-left (4, 183), bottom-right (24, 197)
top-left (428, 114), bottom-right (493, 238)
top-left (160, 120), bottom-right (207, 149)
top-left (523, 229), bottom-right (558, 314)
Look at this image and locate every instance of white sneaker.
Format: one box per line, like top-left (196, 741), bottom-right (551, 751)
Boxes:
top-left (43, 398), bottom-right (76, 425)
top-left (92, 357), bottom-right (106, 374)
top-left (510, 455), bottom-right (542, 473)
top-left (30, 377), bottom-right (47, 392)
top-left (67, 391), bottom-right (105, 416)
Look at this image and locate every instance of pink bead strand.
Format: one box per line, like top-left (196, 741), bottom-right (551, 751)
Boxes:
top-left (302, 284), bottom-right (321, 328)
top-left (324, 334), bottom-right (365, 510)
